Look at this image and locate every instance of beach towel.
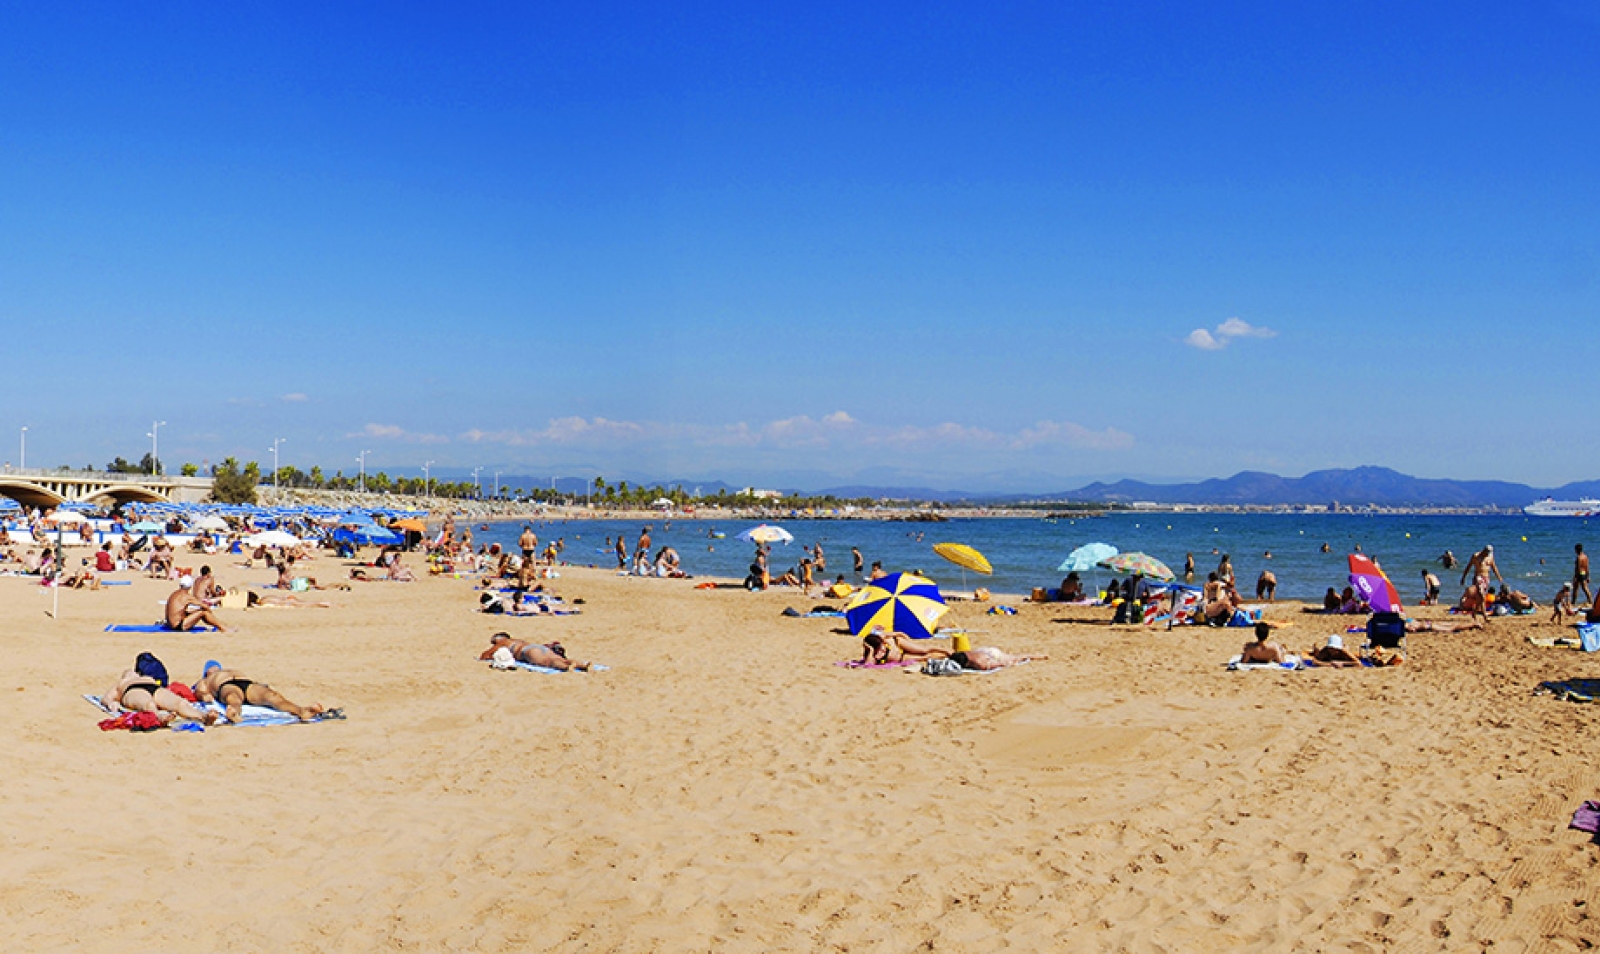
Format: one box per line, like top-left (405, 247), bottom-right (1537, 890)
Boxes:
top-left (1579, 623), bottom-right (1600, 652)
top-left (1535, 678), bottom-right (1600, 702)
top-left (84, 694), bottom-right (339, 728)
top-left (1571, 801), bottom-right (1600, 835)
top-left (1225, 654), bottom-right (1304, 671)
top-left (835, 659), bottom-right (919, 669)
top-left (1527, 636), bottom-right (1584, 650)
top-left (104, 623), bottom-right (218, 633)
top-left (492, 661), bottom-right (608, 674)
top-left (781, 607), bottom-right (845, 618)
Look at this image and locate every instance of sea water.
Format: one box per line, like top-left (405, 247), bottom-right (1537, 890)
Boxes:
top-left (466, 512), bottom-right (1596, 604)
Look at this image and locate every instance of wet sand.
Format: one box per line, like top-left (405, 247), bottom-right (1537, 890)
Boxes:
top-left (3, 555), bottom-right (1599, 952)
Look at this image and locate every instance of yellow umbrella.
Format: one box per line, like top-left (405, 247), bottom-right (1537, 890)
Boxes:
top-left (391, 518), bottom-right (427, 533)
top-left (933, 542), bottom-right (992, 596)
top-left (932, 543), bottom-right (992, 575)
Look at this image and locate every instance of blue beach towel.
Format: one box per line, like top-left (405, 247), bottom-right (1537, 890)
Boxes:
top-left (503, 661), bottom-right (608, 674)
top-left (105, 623), bottom-right (218, 633)
top-left (84, 694), bottom-right (338, 727)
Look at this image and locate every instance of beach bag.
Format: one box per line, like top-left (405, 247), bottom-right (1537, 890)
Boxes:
top-left (135, 652), bottom-right (169, 688)
top-left (220, 589), bottom-right (248, 610)
top-left (922, 658), bottom-right (963, 676)
top-left (1367, 612), bottom-right (1406, 648)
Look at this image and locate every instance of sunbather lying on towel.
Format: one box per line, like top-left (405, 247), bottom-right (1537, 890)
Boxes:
top-left (1240, 622), bottom-right (1289, 664)
top-left (861, 628), bottom-right (951, 665)
top-left (103, 665), bottom-right (218, 726)
top-left (949, 646), bottom-right (1048, 670)
top-left (165, 585), bottom-right (228, 632)
top-left (1304, 634), bottom-right (1362, 668)
top-left (1405, 618), bottom-right (1482, 633)
top-left (193, 660), bottom-right (325, 723)
top-left (480, 632), bottom-right (596, 672)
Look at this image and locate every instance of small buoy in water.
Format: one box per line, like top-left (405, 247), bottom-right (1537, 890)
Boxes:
top-left (1522, 535), bottom-right (1528, 542)
top-left (1405, 533), bottom-right (1411, 538)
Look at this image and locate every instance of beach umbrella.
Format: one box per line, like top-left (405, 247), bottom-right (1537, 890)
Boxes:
top-left (245, 530), bottom-right (301, 548)
top-left (1097, 552), bottom-right (1176, 582)
top-left (844, 572), bottom-right (950, 639)
top-left (1059, 542), bottom-right (1117, 573)
top-left (737, 524), bottom-right (794, 545)
top-left (129, 520), bottom-right (164, 532)
top-left (932, 542), bottom-right (991, 594)
top-left (391, 517), bottom-right (427, 533)
top-left (651, 498), bottom-right (675, 509)
top-left (45, 510), bottom-right (88, 524)
top-left (932, 543), bottom-right (992, 575)
top-left (193, 515), bottom-right (229, 531)
top-left (1349, 554), bottom-right (1402, 613)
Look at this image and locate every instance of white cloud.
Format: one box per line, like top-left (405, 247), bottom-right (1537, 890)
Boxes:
top-left (1185, 317), bottom-right (1277, 351)
top-left (351, 423), bottom-right (448, 444)
top-left (1013, 421), bottom-right (1136, 450)
top-left (460, 413), bottom-right (1133, 454)
top-left (1217, 317), bottom-right (1275, 339)
top-left (281, 392), bottom-right (309, 403)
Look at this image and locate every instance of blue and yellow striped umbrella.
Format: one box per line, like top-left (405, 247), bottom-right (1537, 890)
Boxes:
top-left (844, 572), bottom-right (949, 639)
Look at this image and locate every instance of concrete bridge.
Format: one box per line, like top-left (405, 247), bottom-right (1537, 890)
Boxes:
top-left (0, 468), bottom-right (213, 509)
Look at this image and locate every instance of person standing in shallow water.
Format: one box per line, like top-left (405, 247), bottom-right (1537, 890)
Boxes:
top-left (852, 547), bottom-right (864, 575)
top-left (1574, 544), bottom-right (1592, 604)
top-left (1183, 553), bottom-right (1195, 582)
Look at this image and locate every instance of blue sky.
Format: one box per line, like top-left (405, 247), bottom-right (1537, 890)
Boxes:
top-left (2, 2), bottom-right (1596, 492)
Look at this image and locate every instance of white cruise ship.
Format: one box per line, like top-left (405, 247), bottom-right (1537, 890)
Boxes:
top-left (1524, 498), bottom-right (1600, 517)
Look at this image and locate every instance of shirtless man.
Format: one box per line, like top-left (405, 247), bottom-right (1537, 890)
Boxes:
top-left (480, 632), bottom-right (595, 672)
top-left (193, 660), bottom-right (325, 723)
top-left (165, 584), bottom-right (228, 632)
top-left (102, 667), bottom-right (217, 725)
top-left (1255, 569), bottom-right (1277, 602)
top-left (1239, 622), bottom-right (1288, 664)
top-left (1497, 585), bottom-right (1536, 613)
top-left (1420, 569), bottom-right (1442, 606)
top-left (1575, 544), bottom-right (1592, 603)
top-left (1461, 545), bottom-right (1503, 591)
top-left (191, 564), bottom-right (223, 603)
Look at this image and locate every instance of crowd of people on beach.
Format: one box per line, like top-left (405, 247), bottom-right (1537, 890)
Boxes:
top-left (12, 491), bottom-right (1600, 730)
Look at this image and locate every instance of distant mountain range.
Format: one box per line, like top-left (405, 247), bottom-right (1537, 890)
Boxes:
top-left (432, 464), bottom-right (1589, 509)
top-left (1033, 466), bottom-right (1593, 509)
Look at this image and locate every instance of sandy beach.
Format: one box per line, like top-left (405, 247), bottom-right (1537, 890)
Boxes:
top-left (4, 552), bottom-right (1600, 953)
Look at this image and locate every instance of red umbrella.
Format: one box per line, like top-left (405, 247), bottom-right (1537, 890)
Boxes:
top-left (1349, 554), bottom-right (1401, 613)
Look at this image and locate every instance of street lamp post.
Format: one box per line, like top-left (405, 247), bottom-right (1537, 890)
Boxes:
top-left (358, 450), bottom-right (370, 493)
top-left (471, 466), bottom-right (482, 499)
top-left (147, 421), bottom-right (167, 476)
top-left (271, 437), bottom-right (285, 490)
top-left (19, 426), bottom-right (25, 470)
top-left (493, 471), bottom-right (501, 499)
top-left (423, 460), bottom-right (434, 499)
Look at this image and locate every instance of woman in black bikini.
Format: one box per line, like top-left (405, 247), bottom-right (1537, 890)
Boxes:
top-left (193, 661), bottom-right (327, 723)
top-left (102, 667), bottom-right (217, 725)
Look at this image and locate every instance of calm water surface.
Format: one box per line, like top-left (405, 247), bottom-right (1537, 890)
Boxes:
top-left (468, 513), bottom-right (1596, 603)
